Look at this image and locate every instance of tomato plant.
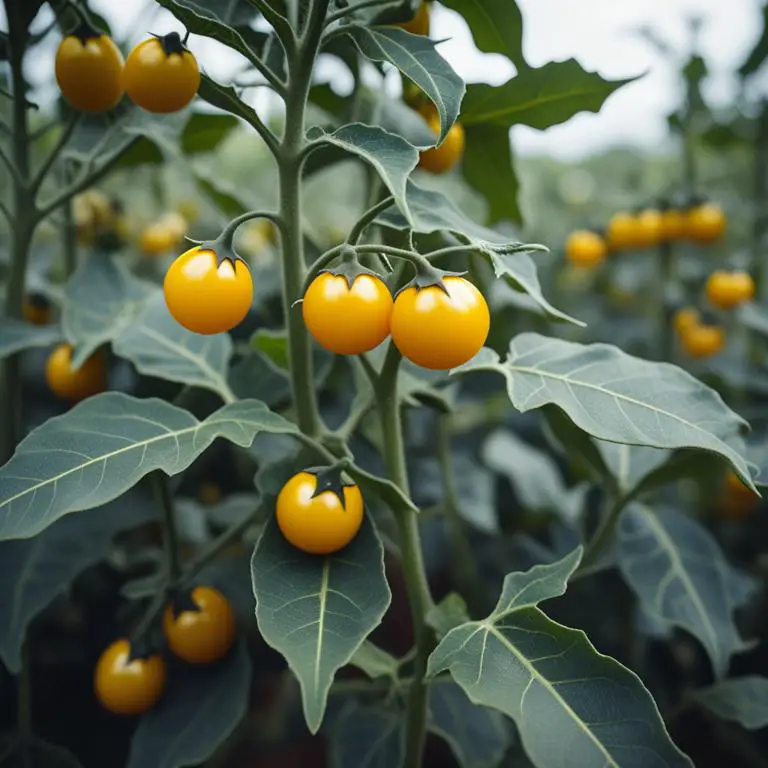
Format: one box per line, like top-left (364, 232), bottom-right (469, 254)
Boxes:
top-left (1, 1), bottom-right (768, 768)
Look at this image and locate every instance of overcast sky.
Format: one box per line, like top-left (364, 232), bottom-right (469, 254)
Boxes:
top-left (57, 0), bottom-right (768, 159)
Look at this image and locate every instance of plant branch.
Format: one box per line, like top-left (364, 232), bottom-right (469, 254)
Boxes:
top-left (326, 0), bottom-right (400, 24)
top-left (247, 0), bottom-right (297, 56)
top-left (0, 200), bottom-right (10, 223)
top-left (347, 195), bottom-right (395, 244)
top-left (574, 493), bottom-right (627, 578)
top-left (0, 144), bottom-right (24, 186)
top-left (37, 137), bottom-right (142, 223)
top-left (375, 345), bottom-right (434, 768)
top-left (30, 111), bottom-right (81, 195)
top-left (436, 414), bottom-right (485, 612)
top-left (154, 473), bottom-right (182, 582)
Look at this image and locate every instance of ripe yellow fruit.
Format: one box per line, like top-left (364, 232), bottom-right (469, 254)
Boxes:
top-left (565, 230), bottom-right (607, 268)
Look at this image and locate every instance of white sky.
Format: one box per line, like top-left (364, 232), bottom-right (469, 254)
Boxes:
top-left (48, 0), bottom-right (768, 159)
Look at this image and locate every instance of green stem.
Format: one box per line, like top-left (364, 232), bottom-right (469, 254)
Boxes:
top-left (61, 162), bottom-right (77, 279)
top-left (347, 195), bottom-right (395, 244)
top-left (436, 414), bottom-right (485, 612)
top-left (154, 473), bottom-right (181, 582)
top-left (1, 1), bottom-right (34, 466)
top-left (575, 494), bottom-right (626, 577)
top-left (655, 241), bottom-right (675, 361)
top-left (276, 0), bottom-right (332, 437)
top-left (376, 347), bottom-right (434, 768)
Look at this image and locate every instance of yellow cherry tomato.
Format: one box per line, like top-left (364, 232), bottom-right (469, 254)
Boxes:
top-left (418, 112), bottom-right (465, 175)
top-left (718, 469), bottom-right (759, 520)
top-left (660, 208), bottom-right (686, 242)
top-left (23, 294), bottom-right (52, 326)
top-left (606, 212), bottom-right (639, 250)
top-left (396, 2), bottom-right (430, 35)
top-left (124, 33), bottom-right (200, 114)
top-left (673, 307), bottom-right (700, 337)
top-left (680, 324), bottom-right (725, 359)
top-left (140, 224), bottom-right (178, 256)
top-left (45, 344), bottom-right (106, 402)
top-left (302, 272), bottom-right (393, 355)
top-left (163, 586), bottom-right (236, 665)
top-left (565, 230), bottom-right (607, 268)
top-left (277, 471), bottom-right (364, 555)
top-left (94, 639), bottom-right (166, 715)
top-left (82, 190), bottom-right (114, 229)
top-left (391, 276), bottom-right (489, 370)
top-left (633, 209), bottom-right (663, 249)
top-left (55, 31), bottom-right (124, 113)
top-left (686, 203), bottom-right (726, 244)
top-left (157, 211), bottom-right (188, 241)
top-left (705, 270), bottom-right (755, 310)
top-left (164, 247), bottom-right (253, 335)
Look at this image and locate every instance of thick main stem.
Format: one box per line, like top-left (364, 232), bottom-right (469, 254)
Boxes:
top-left (276, 0), bottom-right (330, 437)
top-left (378, 357), bottom-right (434, 768)
top-left (1, 1), bottom-right (35, 465)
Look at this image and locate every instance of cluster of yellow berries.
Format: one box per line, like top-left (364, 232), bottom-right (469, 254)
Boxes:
top-left (565, 201), bottom-right (727, 268)
top-left (55, 23), bottom-right (200, 115)
top-left (673, 269), bottom-right (755, 359)
top-left (94, 586), bottom-right (235, 715)
top-left (140, 211), bottom-right (189, 256)
top-left (73, 189), bottom-right (126, 247)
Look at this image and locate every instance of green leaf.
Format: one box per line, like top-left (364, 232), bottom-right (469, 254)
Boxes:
top-left (345, 25), bottom-right (465, 142)
top-left (463, 123), bottom-right (521, 225)
top-left (426, 593), bottom-right (471, 640)
top-left (455, 334), bottom-right (755, 491)
top-left (307, 123), bottom-right (419, 223)
top-left (694, 676), bottom-right (768, 729)
top-left (348, 640), bottom-right (399, 680)
top-left (182, 112), bottom-right (240, 155)
top-left (617, 505), bottom-right (752, 679)
top-left (154, 0), bottom-right (264, 68)
top-left (328, 701), bottom-right (405, 768)
top-left (739, 3), bottom-right (768, 78)
top-left (197, 75), bottom-right (266, 133)
top-left (595, 441), bottom-right (670, 496)
top-left (482, 429), bottom-right (568, 516)
top-left (378, 181), bottom-right (576, 326)
top-left (251, 516), bottom-right (391, 733)
top-left (0, 394), bottom-right (297, 540)
top-left (127, 640), bottom-right (251, 768)
top-left (461, 60), bottom-right (634, 129)
top-left (439, 0), bottom-right (525, 68)
top-left (428, 549), bottom-right (693, 768)
top-left (0, 487), bottom-right (154, 673)
top-left (0, 318), bottom-right (61, 360)
top-left (63, 255), bottom-right (152, 368)
top-left (428, 682), bottom-right (512, 768)
top-left (113, 293), bottom-right (236, 402)
top-left (193, 172), bottom-right (249, 218)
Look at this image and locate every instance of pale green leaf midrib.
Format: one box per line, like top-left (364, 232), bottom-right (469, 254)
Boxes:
top-left (486, 622), bottom-right (620, 767)
top-left (508, 363), bottom-right (736, 457)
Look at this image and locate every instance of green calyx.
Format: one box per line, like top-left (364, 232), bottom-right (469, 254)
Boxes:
top-left (198, 237), bottom-right (249, 271)
top-left (321, 253), bottom-right (383, 289)
top-left (305, 461), bottom-right (354, 510)
top-left (155, 31), bottom-right (189, 56)
top-left (167, 587), bottom-right (202, 620)
top-left (70, 20), bottom-right (103, 43)
top-left (400, 261), bottom-right (465, 298)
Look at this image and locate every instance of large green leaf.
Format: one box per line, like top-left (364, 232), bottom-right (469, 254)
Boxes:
top-left (461, 60), bottom-right (634, 128)
top-left (378, 181), bottom-right (576, 325)
top-left (197, 75), bottom-right (269, 135)
top-left (617, 505), bottom-right (753, 679)
top-left (439, 0), bottom-right (525, 68)
top-left (427, 549), bottom-right (693, 768)
top-left (0, 394), bottom-right (296, 540)
top-left (63, 255), bottom-right (152, 368)
top-left (694, 676), bottom-right (768, 729)
top-left (182, 112), bottom-right (240, 155)
top-left (455, 334), bottom-right (755, 490)
top-left (482, 429), bottom-right (569, 516)
top-left (154, 0), bottom-right (266, 69)
top-left (113, 294), bottom-right (236, 403)
top-left (251, 516), bottom-right (391, 733)
top-left (428, 682), bottom-right (512, 768)
top-left (127, 640), bottom-right (251, 768)
top-left (328, 701), bottom-right (405, 768)
top-left (463, 123), bottom-right (521, 225)
top-left (345, 26), bottom-right (465, 142)
top-left (0, 318), bottom-right (61, 360)
top-left (0, 487), bottom-right (154, 672)
top-left (307, 123), bottom-right (418, 222)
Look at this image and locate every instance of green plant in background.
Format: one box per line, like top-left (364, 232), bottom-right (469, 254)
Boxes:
top-left (1, 1), bottom-right (768, 767)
